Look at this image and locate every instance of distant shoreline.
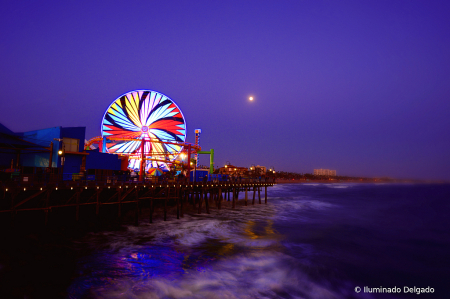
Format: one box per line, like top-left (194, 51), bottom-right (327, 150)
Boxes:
top-left (274, 179), bottom-right (449, 184)
top-left (275, 179), bottom-right (360, 184)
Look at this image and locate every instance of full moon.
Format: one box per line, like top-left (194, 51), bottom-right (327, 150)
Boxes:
top-left (249, 96), bottom-right (254, 101)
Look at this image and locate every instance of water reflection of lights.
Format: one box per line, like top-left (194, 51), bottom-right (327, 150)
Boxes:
top-left (217, 243), bottom-right (235, 256)
top-left (265, 220), bottom-right (275, 235)
top-left (68, 246), bottom-right (186, 298)
top-left (69, 202), bottom-right (282, 297)
top-left (245, 220), bottom-right (259, 239)
top-left (244, 219), bottom-right (277, 240)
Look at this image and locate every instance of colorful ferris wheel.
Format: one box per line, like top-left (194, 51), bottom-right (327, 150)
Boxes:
top-left (101, 90), bottom-right (186, 171)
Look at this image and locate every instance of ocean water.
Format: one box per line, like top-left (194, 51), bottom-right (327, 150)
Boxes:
top-left (66, 183), bottom-right (450, 298)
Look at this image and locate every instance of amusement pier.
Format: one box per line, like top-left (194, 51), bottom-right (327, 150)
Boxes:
top-left (0, 90), bottom-right (274, 226)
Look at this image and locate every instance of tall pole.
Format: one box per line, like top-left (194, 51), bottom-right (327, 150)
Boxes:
top-left (16, 151), bottom-right (20, 168)
top-left (60, 144), bottom-right (65, 182)
top-left (210, 149), bottom-right (214, 174)
top-left (194, 129), bottom-right (201, 168)
top-left (102, 136), bottom-right (107, 153)
top-left (48, 142), bottom-right (53, 168)
top-left (187, 144), bottom-right (191, 182)
top-left (193, 161), bottom-right (197, 182)
top-left (139, 139), bottom-right (145, 181)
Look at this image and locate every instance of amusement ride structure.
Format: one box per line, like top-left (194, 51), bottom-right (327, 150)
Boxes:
top-left (84, 90), bottom-right (205, 181)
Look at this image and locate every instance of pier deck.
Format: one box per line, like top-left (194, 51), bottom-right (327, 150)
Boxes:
top-left (0, 181), bottom-right (274, 225)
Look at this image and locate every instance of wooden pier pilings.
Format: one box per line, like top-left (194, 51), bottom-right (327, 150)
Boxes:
top-left (0, 181), bottom-right (274, 226)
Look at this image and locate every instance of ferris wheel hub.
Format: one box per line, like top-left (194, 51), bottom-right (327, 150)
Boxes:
top-left (141, 126), bottom-right (149, 133)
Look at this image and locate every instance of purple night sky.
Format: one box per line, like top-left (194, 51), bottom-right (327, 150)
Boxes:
top-left (1, 1), bottom-right (449, 180)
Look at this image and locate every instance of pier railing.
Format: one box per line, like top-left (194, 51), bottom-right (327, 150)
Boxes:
top-left (1, 172), bottom-right (275, 186)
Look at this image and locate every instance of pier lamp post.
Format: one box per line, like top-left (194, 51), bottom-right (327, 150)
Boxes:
top-left (270, 166), bottom-right (275, 174)
top-left (179, 153), bottom-right (186, 166)
top-left (250, 164), bottom-right (256, 179)
top-left (58, 146), bottom-right (65, 182)
top-left (48, 142), bottom-right (54, 169)
top-left (225, 161), bottom-right (231, 172)
top-left (54, 138), bottom-right (65, 182)
top-left (193, 157), bottom-right (198, 182)
top-left (269, 166), bottom-right (275, 182)
top-left (179, 153), bottom-right (187, 178)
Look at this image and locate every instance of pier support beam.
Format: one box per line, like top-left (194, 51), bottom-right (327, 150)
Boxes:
top-left (176, 189), bottom-right (180, 219)
top-left (134, 188), bottom-right (139, 226)
top-left (232, 187), bottom-right (236, 209)
top-left (118, 188), bottom-right (122, 218)
top-left (258, 186), bottom-right (261, 204)
top-left (181, 190), bottom-right (187, 218)
top-left (96, 188), bottom-right (101, 215)
top-left (76, 188), bottom-right (80, 221)
top-left (198, 189), bottom-right (203, 214)
top-left (265, 186), bottom-right (267, 204)
top-left (252, 187), bottom-right (256, 205)
top-left (149, 197), bottom-right (153, 223)
top-left (45, 189), bottom-right (51, 226)
top-left (205, 189), bottom-right (210, 214)
top-left (164, 187), bottom-right (169, 221)
top-left (245, 187), bottom-right (248, 206)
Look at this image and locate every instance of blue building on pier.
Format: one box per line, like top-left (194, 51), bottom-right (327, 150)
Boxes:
top-left (0, 123), bottom-right (122, 179)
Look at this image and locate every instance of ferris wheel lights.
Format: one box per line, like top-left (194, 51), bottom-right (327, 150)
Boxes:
top-left (101, 90), bottom-right (186, 172)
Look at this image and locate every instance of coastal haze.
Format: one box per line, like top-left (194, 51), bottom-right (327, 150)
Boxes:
top-left (1, 1), bottom-right (450, 180)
